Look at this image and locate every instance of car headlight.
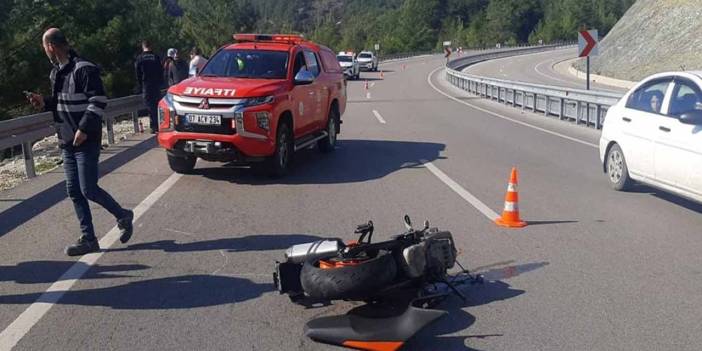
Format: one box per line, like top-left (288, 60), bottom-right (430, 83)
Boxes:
top-left (243, 96), bottom-right (275, 107)
top-left (159, 93), bottom-right (176, 130)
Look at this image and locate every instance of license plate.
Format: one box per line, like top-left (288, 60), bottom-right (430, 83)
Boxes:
top-left (185, 114), bottom-right (221, 125)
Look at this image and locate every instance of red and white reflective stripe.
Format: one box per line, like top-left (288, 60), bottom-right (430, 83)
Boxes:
top-left (503, 201), bottom-right (519, 212)
top-left (507, 183), bottom-right (517, 192)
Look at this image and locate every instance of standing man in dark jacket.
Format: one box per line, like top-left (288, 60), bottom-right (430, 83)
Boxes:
top-left (26, 28), bottom-right (134, 256)
top-left (135, 40), bottom-right (163, 133)
top-left (164, 48), bottom-right (188, 87)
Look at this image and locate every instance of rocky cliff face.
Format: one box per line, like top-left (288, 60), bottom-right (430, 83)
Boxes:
top-left (576, 0), bottom-right (702, 81)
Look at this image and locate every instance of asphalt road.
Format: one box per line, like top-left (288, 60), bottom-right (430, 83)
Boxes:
top-left (463, 47), bottom-right (628, 93)
top-left (1, 51), bottom-right (701, 351)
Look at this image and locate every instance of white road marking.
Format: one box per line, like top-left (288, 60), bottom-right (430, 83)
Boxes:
top-left (422, 160), bottom-right (500, 221)
top-left (427, 66), bottom-right (598, 149)
top-left (372, 110), bottom-right (387, 124)
top-left (164, 228), bottom-right (195, 237)
top-left (0, 172), bottom-right (183, 351)
top-left (370, 82), bottom-right (376, 88)
top-left (211, 250), bottom-right (230, 275)
top-left (366, 92), bottom-right (371, 99)
top-left (534, 57), bottom-right (580, 86)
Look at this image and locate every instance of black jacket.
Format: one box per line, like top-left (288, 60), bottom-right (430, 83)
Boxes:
top-left (164, 57), bottom-right (188, 86)
top-left (44, 52), bottom-right (107, 149)
top-left (135, 51), bottom-right (163, 93)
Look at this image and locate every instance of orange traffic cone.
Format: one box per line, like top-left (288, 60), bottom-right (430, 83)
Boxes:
top-left (495, 167), bottom-right (527, 228)
top-left (380, 70), bottom-right (384, 79)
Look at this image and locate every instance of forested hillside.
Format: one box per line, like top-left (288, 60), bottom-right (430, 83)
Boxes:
top-left (0, 0), bottom-right (635, 120)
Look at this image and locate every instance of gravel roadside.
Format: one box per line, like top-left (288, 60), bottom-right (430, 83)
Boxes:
top-left (0, 116), bottom-right (151, 191)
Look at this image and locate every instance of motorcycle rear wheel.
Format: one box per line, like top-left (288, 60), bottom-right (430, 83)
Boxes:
top-left (301, 251), bottom-right (397, 300)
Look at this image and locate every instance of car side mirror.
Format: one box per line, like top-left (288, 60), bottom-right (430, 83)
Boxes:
top-left (294, 69), bottom-right (315, 85)
top-left (679, 109), bottom-right (702, 125)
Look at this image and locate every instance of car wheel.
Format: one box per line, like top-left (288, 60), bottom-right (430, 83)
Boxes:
top-left (167, 154), bottom-right (196, 174)
top-left (606, 143), bottom-right (633, 191)
top-left (264, 121), bottom-right (293, 177)
top-left (318, 107), bottom-right (338, 153)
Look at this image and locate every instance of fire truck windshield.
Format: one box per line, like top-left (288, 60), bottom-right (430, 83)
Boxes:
top-left (200, 49), bottom-right (289, 79)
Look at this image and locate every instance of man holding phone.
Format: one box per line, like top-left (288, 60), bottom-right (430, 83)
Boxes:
top-left (26, 28), bottom-right (134, 256)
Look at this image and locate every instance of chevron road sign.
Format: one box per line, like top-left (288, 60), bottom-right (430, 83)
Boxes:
top-left (578, 30), bottom-right (599, 57)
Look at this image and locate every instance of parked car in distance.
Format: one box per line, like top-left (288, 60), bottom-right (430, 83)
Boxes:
top-left (356, 51), bottom-right (378, 72)
top-left (337, 52), bottom-right (360, 80)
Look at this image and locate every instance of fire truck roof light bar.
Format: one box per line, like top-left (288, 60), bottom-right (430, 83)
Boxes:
top-left (233, 34), bottom-right (306, 44)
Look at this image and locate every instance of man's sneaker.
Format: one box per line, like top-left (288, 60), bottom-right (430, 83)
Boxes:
top-left (118, 209), bottom-right (134, 244)
top-left (65, 237), bottom-right (100, 256)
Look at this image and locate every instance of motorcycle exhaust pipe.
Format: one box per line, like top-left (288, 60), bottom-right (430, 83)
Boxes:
top-left (284, 239), bottom-right (344, 264)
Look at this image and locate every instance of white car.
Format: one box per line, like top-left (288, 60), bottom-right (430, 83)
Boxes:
top-left (336, 53), bottom-right (359, 80)
top-left (599, 71), bottom-right (702, 203)
top-left (356, 51), bottom-right (378, 71)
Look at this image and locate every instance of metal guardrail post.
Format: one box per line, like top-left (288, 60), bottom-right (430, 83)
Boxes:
top-left (106, 117), bottom-right (115, 145)
top-left (532, 94), bottom-right (537, 112)
top-left (559, 98), bottom-right (565, 120)
top-left (544, 96), bottom-right (549, 116)
top-left (596, 105), bottom-right (602, 129)
top-left (521, 92), bottom-right (526, 110)
top-left (586, 103), bottom-right (591, 126)
top-left (132, 112), bottom-right (139, 133)
top-left (21, 142), bottom-right (36, 178)
top-left (576, 102), bottom-right (581, 124)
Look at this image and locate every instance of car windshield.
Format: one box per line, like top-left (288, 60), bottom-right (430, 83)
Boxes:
top-left (200, 49), bottom-right (289, 79)
top-left (337, 56), bottom-right (353, 63)
top-left (358, 53), bottom-right (372, 58)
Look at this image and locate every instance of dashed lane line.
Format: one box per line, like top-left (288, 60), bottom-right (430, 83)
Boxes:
top-left (372, 110), bottom-right (387, 124)
top-left (422, 160), bottom-right (500, 222)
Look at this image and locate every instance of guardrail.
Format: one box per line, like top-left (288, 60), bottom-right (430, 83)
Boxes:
top-left (380, 51), bottom-right (440, 62)
top-left (0, 95), bottom-right (145, 178)
top-left (445, 44), bottom-right (626, 129)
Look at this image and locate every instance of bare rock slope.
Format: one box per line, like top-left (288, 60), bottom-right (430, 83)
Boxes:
top-left (578, 0), bottom-right (702, 81)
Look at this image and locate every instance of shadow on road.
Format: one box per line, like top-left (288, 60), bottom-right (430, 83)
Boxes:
top-left (0, 274), bottom-right (273, 309)
top-left (629, 184), bottom-right (702, 214)
top-left (107, 234), bottom-right (323, 253)
top-left (0, 137), bottom-right (157, 239)
top-left (195, 139), bottom-right (446, 185)
top-left (350, 77), bottom-right (385, 81)
top-left (0, 261), bottom-right (149, 284)
top-left (405, 261), bottom-right (548, 350)
top-left (525, 220), bottom-right (578, 226)
top-left (476, 261), bottom-right (549, 281)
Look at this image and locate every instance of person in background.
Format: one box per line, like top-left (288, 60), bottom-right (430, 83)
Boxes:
top-left (189, 47), bottom-right (207, 77)
top-left (162, 48), bottom-right (176, 86)
top-left (26, 28), bottom-right (134, 256)
top-left (135, 40), bottom-right (163, 133)
top-left (164, 48), bottom-right (188, 86)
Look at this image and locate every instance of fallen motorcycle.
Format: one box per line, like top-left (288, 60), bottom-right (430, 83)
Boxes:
top-left (273, 215), bottom-right (483, 351)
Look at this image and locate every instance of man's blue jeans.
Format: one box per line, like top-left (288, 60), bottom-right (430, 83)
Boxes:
top-left (63, 145), bottom-right (126, 241)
